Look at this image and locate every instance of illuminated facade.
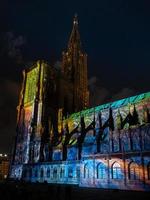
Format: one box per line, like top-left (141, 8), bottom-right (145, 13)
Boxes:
top-left (10, 16), bottom-right (150, 191)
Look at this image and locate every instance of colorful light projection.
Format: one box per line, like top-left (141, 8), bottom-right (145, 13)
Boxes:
top-left (79, 154), bottom-right (150, 191)
top-left (24, 66), bottom-right (39, 104)
top-left (11, 90), bottom-right (150, 191)
top-left (57, 92), bottom-right (150, 161)
top-left (23, 106), bottom-right (33, 163)
top-left (62, 92), bottom-right (150, 133)
top-left (13, 62), bottom-right (45, 165)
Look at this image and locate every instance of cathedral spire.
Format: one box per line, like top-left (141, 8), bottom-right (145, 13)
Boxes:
top-left (62, 15), bottom-right (89, 113)
top-left (73, 13), bottom-right (78, 25)
top-left (68, 14), bottom-right (81, 49)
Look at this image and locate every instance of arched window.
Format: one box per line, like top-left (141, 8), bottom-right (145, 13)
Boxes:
top-left (84, 163), bottom-right (90, 178)
top-left (47, 168), bottom-right (50, 178)
top-left (53, 168), bottom-right (57, 179)
top-left (147, 162), bottom-right (150, 180)
top-left (112, 162), bottom-right (123, 179)
top-left (132, 131), bottom-right (140, 151)
top-left (76, 167), bottom-right (80, 178)
top-left (129, 162), bottom-right (140, 180)
top-left (97, 162), bottom-right (107, 179)
top-left (60, 167), bottom-right (64, 178)
top-left (68, 167), bottom-right (73, 178)
top-left (40, 168), bottom-right (44, 178)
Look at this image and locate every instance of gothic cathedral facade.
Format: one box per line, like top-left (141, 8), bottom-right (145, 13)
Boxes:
top-left (10, 16), bottom-right (150, 191)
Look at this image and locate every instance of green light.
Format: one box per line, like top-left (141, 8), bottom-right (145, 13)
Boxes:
top-left (24, 66), bottom-right (39, 104)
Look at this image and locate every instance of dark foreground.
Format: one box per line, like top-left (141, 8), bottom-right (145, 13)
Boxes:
top-left (0, 181), bottom-right (150, 200)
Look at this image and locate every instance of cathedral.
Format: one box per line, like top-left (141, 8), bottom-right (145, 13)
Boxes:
top-left (10, 16), bottom-right (150, 191)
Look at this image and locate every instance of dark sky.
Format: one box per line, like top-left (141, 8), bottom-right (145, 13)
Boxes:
top-left (0, 0), bottom-right (150, 153)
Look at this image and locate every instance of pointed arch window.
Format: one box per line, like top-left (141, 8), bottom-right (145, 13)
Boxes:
top-left (53, 168), bottom-right (57, 179)
top-left (47, 168), bottom-right (50, 178)
top-left (97, 162), bottom-right (107, 179)
top-left (84, 163), bottom-right (90, 178)
top-left (112, 162), bottom-right (123, 179)
top-left (60, 167), bottom-right (65, 178)
top-left (68, 167), bottom-right (73, 178)
top-left (129, 162), bottom-right (140, 180)
top-left (76, 167), bottom-right (80, 178)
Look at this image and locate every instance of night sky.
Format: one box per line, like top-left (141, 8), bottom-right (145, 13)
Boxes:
top-left (0, 0), bottom-right (150, 153)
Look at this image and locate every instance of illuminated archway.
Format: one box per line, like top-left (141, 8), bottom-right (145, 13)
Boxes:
top-left (53, 167), bottom-right (57, 179)
top-left (97, 162), bottom-right (107, 179)
top-left (68, 167), bottom-right (73, 178)
top-left (112, 162), bottom-right (123, 179)
top-left (129, 162), bottom-right (140, 180)
top-left (47, 167), bottom-right (50, 178)
top-left (84, 163), bottom-right (90, 178)
top-left (60, 167), bottom-right (65, 178)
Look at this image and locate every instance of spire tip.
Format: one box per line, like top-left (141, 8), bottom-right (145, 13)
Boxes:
top-left (73, 13), bottom-right (78, 25)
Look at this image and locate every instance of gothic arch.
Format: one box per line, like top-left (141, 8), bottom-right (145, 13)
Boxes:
top-left (60, 167), bottom-right (64, 178)
top-left (53, 167), bottom-right (57, 179)
top-left (68, 167), bottom-right (73, 178)
top-left (132, 129), bottom-right (140, 151)
top-left (76, 166), bottom-right (80, 178)
top-left (111, 162), bottom-right (123, 179)
top-left (47, 167), bottom-right (50, 178)
top-left (128, 162), bottom-right (140, 180)
top-left (121, 131), bottom-right (130, 152)
top-left (84, 163), bottom-right (90, 178)
top-left (97, 162), bottom-right (107, 179)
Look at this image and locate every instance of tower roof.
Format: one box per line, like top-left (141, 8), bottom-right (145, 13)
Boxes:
top-left (68, 14), bottom-right (82, 50)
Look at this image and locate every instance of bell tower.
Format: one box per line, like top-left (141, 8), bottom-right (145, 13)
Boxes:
top-left (62, 15), bottom-right (89, 114)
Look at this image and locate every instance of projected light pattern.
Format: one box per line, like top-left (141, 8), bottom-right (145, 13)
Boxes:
top-left (10, 154), bottom-right (150, 190)
top-left (24, 66), bottom-right (39, 104)
top-left (9, 16), bottom-right (150, 191)
top-left (60, 92), bottom-right (150, 135)
top-left (9, 60), bottom-right (150, 191)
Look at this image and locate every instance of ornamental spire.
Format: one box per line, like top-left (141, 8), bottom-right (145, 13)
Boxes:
top-left (68, 14), bottom-right (81, 49)
top-left (73, 13), bottom-right (78, 25)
